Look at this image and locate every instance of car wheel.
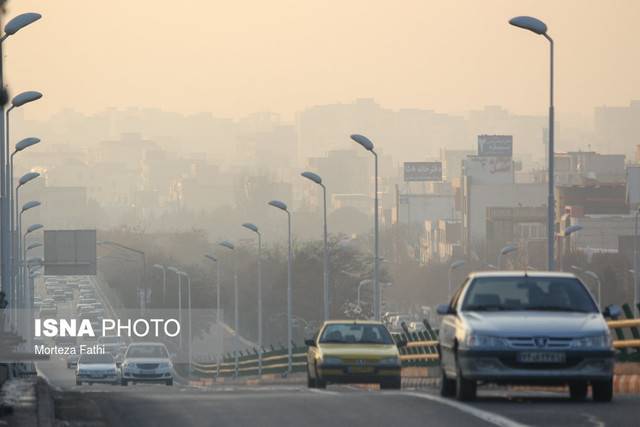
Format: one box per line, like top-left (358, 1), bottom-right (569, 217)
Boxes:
top-left (592, 379), bottom-right (613, 402)
top-left (440, 368), bottom-right (456, 397)
top-left (455, 364), bottom-right (476, 401)
top-left (380, 377), bottom-right (402, 390)
top-left (121, 379), bottom-right (128, 386)
top-left (166, 379), bottom-right (173, 386)
top-left (569, 381), bottom-right (588, 401)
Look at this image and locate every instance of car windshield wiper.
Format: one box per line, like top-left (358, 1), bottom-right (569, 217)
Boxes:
top-left (319, 339), bottom-right (345, 344)
top-left (463, 305), bottom-right (508, 312)
top-left (523, 306), bottom-right (590, 313)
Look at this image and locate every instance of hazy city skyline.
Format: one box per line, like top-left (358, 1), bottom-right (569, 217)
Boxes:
top-left (5, 0), bottom-right (640, 121)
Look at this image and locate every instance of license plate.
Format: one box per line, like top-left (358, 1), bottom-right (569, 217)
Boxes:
top-left (517, 352), bottom-right (565, 364)
top-left (347, 367), bottom-right (374, 374)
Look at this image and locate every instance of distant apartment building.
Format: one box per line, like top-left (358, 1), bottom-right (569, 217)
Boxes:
top-left (440, 148), bottom-right (474, 182)
top-left (594, 100), bottom-right (640, 156)
top-left (461, 135), bottom-right (546, 256)
top-left (485, 206), bottom-right (547, 265)
top-left (627, 165), bottom-right (640, 208)
top-left (556, 183), bottom-right (628, 220)
top-left (420, 219), bottom-right (463, 264)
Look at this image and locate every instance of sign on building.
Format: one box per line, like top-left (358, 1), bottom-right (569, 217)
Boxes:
top-left (44, 230), bottom-right (97, 276)
top-left (478, 135), bottom-right (513, 157)
top-left (403, 162), bottom-right (442, 182)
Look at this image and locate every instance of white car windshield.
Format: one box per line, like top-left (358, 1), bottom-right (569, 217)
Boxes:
top-left (126, 345), bottom-right (168, 358)
top-left (461, 277), bottom-right (598, 313)
top-left (79, 354), bottom-right (114, 364)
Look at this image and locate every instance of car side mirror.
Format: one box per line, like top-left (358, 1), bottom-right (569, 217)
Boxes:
top-left (603, 304), bottom-right (622, 320)
top-left (437, 304), bottom-right (454, 316)
top-left (304, 339), bottom-right (316, 347)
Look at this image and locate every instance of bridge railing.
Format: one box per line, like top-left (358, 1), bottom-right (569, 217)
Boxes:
top-left (188, 303), bottom-right (640, 378)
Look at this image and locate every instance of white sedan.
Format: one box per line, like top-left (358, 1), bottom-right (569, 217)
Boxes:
top-left (76, 353), bottom-right (119, 385)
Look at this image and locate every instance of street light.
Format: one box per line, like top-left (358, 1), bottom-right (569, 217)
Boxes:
top-left (350, 134), bottom-right (380, 320)
top-left (2, 13), bottom-right (42, 39)
top-left (584, 270), bottom-right (602, 310)
top-left (356, 279), bottom-right (372, 311)
top-left (204, 254), bottom-right (221, 324)
top-left (634, 208), bottom-right (639, 317)
top-left (26, 242), bottom-right (42, 252)
top-left (0, 11), bottom-right (42, 316)
top-left (21, 224), bottom-right (42, 337)
top-left (218, 240), bottom-right (239, 376)
top-left (178, 271), bottom-right (192, 376)
top-left (242, 222), bottom-right (264, 376)
top-left (268, 199), bottom-right (294, 373)
top-left (301, 171), bottom-right (330, 321)
top-left (559, 224), bottom-right (583, 271)
top-left (167, 266), bottom-right (183, 349)
top-left (152, 264), bottom-right (167, 307)
top-left (498, 244), bottom-right (518, 270)
top-left (448, 260), bottom-right (466, 300)
top-left (509, 15), bottom-right (555, 271)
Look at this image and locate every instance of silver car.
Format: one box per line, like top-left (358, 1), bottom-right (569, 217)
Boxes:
top-left (120, 342), bottom-right (174, 386)
top-left (437, 271), bottom-right (620, 402)
top-left (76, 353), bottom-right (119, 385)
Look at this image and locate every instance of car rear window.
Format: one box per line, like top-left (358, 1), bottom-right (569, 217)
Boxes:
top-left (319, 324), bottom-right (394, 345)
top-left (461, 276), bottom-right (598, 313)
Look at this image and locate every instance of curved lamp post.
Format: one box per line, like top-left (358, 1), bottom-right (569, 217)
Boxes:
top-left (301, 171), bottom-right (330, 320)
top-left (167, 266), bottom-right (183, 348)
top-left (204, 254), bottom-right (220, 324)
top-left (268, 199), bottom-right (293, 373)
top-left (559, 224), bottom-right (583, 271)
top-left (0, 12), bottom-right (42, 303)
top-left (350, 134), bottom-right (380, 320)
top-left (498, 244), bottom-right (518, 270)
top-left (241, 222), bottom-right (263, 375)
top-left (584, 270), bottom-right (602, 310)
top-left (152, 264), bottom-right (167, 307)
top-left (218, 240), bottom-right (239, 376)
top-left (509, 15), bottom-right (555, 271)
top-left (448, 260), bottom-right (466, 300)
top-left (178, 271), bottom-right (192, 375)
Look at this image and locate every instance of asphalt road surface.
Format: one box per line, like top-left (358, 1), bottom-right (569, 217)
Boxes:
top-left (36, 358), bottom-right (640, 427)
top-left (33, 276), bottom-right (640, 427)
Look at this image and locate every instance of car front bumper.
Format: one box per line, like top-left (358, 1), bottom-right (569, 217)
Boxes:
top-left (122, 370), bottom-right (173, 381)
top-left (317, 365), bottom-right (401, 383)
top-left (76, 373), bottom-right (119, 383)
top-left (457, 349), bottom-right (614, 384)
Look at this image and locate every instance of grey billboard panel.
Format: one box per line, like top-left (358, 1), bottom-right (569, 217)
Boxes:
top-left (44, 230), bottom-right (97, 276)
top-left (477, 135), bottom-right (513, 157)
top-left (403, 162), bottom-right (442, 182)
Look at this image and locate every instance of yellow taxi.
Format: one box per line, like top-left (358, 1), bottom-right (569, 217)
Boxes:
top-left (305, 320), bottom-right (403, 389)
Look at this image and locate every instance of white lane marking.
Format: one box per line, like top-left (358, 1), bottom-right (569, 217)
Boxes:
top-left (403, 392), bottom-right (530, 427)
top-left (307, 388), bottom-right (340, 396)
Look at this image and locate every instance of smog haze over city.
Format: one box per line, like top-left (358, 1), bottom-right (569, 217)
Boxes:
top-left (1, 1), bottom-right (640, 426)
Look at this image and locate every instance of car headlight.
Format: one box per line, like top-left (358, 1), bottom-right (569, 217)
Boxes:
top-left (465, 334), bottom-right (508, 349)
top-left (571, 333), bottom-right (612, 349)
top-left (321, 356), bottom-right (342, 366)
top-left (378, 357), bottom-right (401, 367)
top-left (159, 362), bottom-right (173, 369)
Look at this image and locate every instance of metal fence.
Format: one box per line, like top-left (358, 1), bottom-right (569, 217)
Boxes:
top-left (188, 302), bottom-right (640, 378)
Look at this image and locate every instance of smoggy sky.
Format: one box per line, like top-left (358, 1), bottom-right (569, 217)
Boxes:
top-left (4, 0), bottom-right (639, 120)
